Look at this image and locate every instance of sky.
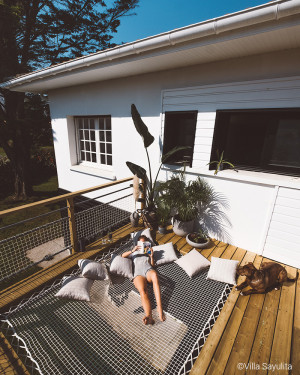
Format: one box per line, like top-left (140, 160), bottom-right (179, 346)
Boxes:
top-left (112, 0), bottom-right (271, 45)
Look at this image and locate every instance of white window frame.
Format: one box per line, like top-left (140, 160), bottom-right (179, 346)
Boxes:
top-left (75, 116), bottom-right (113, 171)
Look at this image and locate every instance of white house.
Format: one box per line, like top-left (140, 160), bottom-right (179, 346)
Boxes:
top-left (3, 0), bottom-right (300, 268)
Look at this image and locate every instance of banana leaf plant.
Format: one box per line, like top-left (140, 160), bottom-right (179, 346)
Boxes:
top-left (126, 104), bottom-right (189, 209)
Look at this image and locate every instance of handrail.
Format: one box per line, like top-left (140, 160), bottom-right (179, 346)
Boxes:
top-left (0, 176), bottom-right (133, 218)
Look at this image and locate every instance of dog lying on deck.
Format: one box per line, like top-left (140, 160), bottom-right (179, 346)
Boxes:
top-left (236, 262), bottom-right (298, 295)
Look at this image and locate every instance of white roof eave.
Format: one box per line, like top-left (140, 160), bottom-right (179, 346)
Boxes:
top-left (2, 0), bottom-right (300, 93)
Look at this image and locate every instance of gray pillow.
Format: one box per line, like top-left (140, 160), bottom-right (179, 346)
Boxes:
top-left (110, 255), bottom-right (133, 279)
top-left (78, 259), bottom-right (108, 280)
top-left (132, 228), bottom-right (154, 245)
top-left (152, 242), bottom-right (178, 265)
top-left (55, 276), bottom-right (93, 301)
top-left (175, 249), bottom-right (211, 278)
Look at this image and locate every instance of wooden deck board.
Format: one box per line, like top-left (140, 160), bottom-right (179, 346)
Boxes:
top-left (268, 265), bottom-right (297, 375)
top-left (1, 232), bottom-right (299, 375)
top-left (205, 255), bottom-right (264, 375)
top-left (291, 270), bottom-right (300, 373)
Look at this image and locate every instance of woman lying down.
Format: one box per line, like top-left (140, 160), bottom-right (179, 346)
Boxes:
top-left (122, 235), bottom-right (166, 325)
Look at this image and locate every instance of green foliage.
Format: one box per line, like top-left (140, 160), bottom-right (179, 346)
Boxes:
top-left (156, 200), bottom-right (171, 227)
top-left (189, 228), bottom-right (209, 243)
top-left (131, 104), bottom-right (154, 148)
top-left (126, 104), bottom-right (190, 209)
top-left (157, 171), bottom-right (214, 222)
top-left (207, 150), bottom-right (236, 175)
top-left (0, 0), bottom-right (139, 199)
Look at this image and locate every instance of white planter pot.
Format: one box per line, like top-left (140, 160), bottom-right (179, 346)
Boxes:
top-left (172, 216), bottom-right (195, 237)
top-left (186, 233), bottom-right (210, 249)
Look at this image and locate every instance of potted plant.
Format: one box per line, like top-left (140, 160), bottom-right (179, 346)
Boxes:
top-left (207, 150), bottom-right (237, 175)
top-left (156, 200), bottom-right (171, 234)
top-left (186, 228), bottom-right (210, 249)
top-left (157, 169), bottom-right (214, 236)
top-left (126, 104), bottom-right (188, 229)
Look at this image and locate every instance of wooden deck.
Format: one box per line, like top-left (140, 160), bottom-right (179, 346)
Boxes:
top-left (0, 225), bottom-right (299, 375)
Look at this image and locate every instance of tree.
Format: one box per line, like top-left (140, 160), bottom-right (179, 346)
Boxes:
top-left (0, 0), bottom-right (139, 199)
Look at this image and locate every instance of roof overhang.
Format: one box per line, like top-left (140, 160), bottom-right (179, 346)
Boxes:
top-left (2, 0), bottom-right (300, 93)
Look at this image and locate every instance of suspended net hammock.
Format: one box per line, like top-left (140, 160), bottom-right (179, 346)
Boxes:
top-left (1, 240), bottom-right (232, 375)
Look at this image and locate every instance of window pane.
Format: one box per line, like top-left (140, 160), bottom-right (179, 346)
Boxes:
top-left (84, 130), bottom-right (89, 139)
top-left (106, 118), bottom-right (111, 130)
top-left (86, 153), bottom-right (91, 162)
top-left (99, 118), bottom-right (104, 130)
top-left (85, 141), bottom-right (90, 151)
top-left (91, 142), bottom-right (96, 152)
top-left (210, 109), bottom-right (300, 175)
top-left (80, 141), bottom-right (84, 150)
top-left (107, 143), bottom-right (112, 154)
top-left (81, 151), bottom-right (85, 161)
top-left (100, 131), bottom-right (105, 141)
top-left (91, 153), bottom-right (96, 162)
top-left (90, 131), bottom-right (95, 141)
top-left (106, 131), bottom-right (112, 142)
top-left (100, 142), bottom-right (105, 153)
top-left (269, 119), bottom-right (300, 168)
top-left (107, 155), bottom-right (112, 165)
top-left (100, 154), bottom-right (106, 164)
top-left (162, 111), bottom-right (197, 167)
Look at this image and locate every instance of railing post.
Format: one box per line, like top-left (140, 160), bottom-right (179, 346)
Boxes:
top-left (66, 197), bottom-right (78, 254)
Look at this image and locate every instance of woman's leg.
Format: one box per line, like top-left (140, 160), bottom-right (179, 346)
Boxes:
top-left (147, 270), bottom-right (166, 322)
top-left (133, 275), bottom-right (154, 325)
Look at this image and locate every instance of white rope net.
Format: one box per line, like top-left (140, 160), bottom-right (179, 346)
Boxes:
top-left (1, 240), bottom-right (232, 375)
top-left (0, 182), bottom-right (135, 286)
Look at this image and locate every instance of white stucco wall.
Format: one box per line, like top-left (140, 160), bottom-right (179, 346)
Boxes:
top-left (48, 47), bottom-right (300, 267)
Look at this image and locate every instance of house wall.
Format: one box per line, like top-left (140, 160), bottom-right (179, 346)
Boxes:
top-left (48, 47), bottom-right (300, 267)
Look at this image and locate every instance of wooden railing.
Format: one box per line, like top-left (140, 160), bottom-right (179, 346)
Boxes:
top-left (0, 176), bottom-right (134, 254)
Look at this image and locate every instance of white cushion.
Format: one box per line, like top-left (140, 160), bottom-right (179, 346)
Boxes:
top-left (175, 249), bottom-right (210, 278)
top-left (207, 257), bottom-right (239, 285)
top-left (152, 242), bottom-right (178, 265)
top-left (132, 228), bottom-right (154, 245)
top-left (78, 259), bottom-right (108, 280)
top-left (110, 255), bottom-right (133, 279)
top-left (55, 276), bottom-right (93, 301)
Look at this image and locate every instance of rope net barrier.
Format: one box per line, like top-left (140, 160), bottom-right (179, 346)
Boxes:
top-left (1, 240), bottom-right (232, 375)
top-left (0, 182), bottom-right (135, 286)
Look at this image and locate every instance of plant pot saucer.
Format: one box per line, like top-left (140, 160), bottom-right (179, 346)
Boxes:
top-left (186, 233), bottom-right (210, 249)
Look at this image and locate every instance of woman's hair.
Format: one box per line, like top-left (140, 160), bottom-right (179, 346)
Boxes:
top-left (138, 235), bottom-right (150, 241)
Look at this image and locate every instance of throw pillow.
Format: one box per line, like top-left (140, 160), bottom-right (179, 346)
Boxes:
top-left (175, 249), bottom-right (210, 278)
top-left (207, 257), bottom-right (239, 285)
top-left (110, 254), bottom-right (133, 279)
top-left (152, 242), bottom-right (178, 265)
top-left (55, 276), bottom-right (93, 301)
top-left (78, 259), bottom-right (108, 280)
top-left (132, 228), bottom-right (155, 245)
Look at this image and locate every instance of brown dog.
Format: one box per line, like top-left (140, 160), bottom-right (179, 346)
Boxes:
top-left (236, 262), bottom-right (298, 295)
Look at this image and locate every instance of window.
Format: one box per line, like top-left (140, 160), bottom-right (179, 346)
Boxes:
top-left (75, 116), bottom-right (112, 167)
top-left (162, 111), bottom-right (198, 167)
top-left (210, 109), bottom-right (300, 175)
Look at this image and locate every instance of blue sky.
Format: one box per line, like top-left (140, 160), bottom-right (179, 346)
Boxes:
top-left (112, 0), bottom-right (270, 45)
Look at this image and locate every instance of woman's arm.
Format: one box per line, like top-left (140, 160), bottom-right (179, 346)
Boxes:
top-left (122, 245), bottom-right (139, 258)
top-left (149, 248), bottom-right (155, 267)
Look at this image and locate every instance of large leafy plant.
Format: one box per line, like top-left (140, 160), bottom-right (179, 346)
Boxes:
top-left (157, 170), bottom-right (214, 222)
top-left (126, 104), bottom-right (188, 209)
